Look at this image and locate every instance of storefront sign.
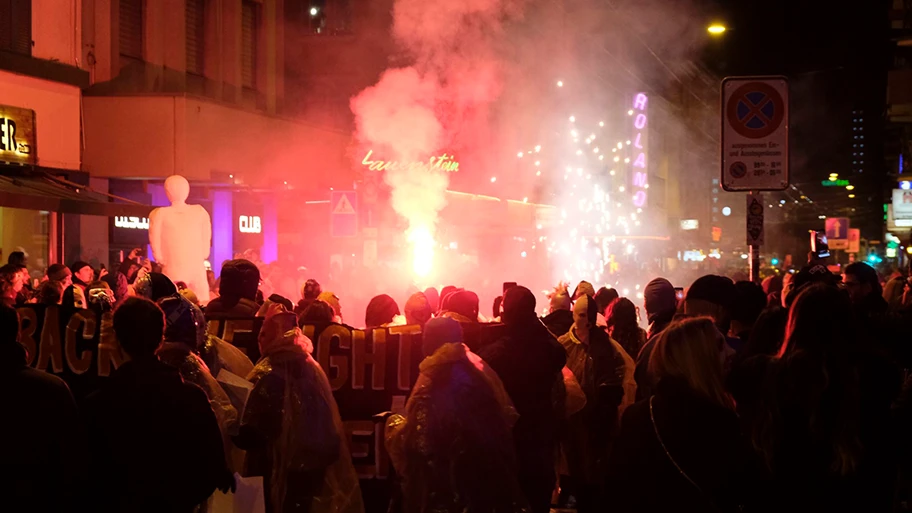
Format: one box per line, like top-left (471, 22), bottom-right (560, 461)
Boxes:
top-left (680, 219), bottom-right (699, 230)
top-left (238, 215), bottom-right (262, 234)
top-left (0, 104), bottom-right (36, 165)
top-left (893, 189), bottom-right (912, 220)
top-left (361, 150), bottom-right (459, 173)
top-left (114, 216), bottom-right (150, 230)
top-left (822, 179), bottom-right (849, 187)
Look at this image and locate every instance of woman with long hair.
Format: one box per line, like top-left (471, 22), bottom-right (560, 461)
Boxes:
top-left (605, 317), bottom-right (752, 513)
top-left (738, 283), bottom-right (900, 513)
top-left (0, 264), bottom-right (24, 307)
top-left (604, 297), bottom-right (646, 359)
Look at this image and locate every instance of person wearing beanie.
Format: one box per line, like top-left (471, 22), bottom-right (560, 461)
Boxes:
top-left (543, 283), bottom-right (574, 338)
top-left (316, 291), bottom-right (342, 322)
top-left (476, 285), bottom-right (566, 513)
top-left (423, 287), bottom-right (440, 313)
top-left (365, 294), bottom-right (400, 328)
top-left (205, 259), bottom-right (261, 317)
top-left (47, 263), bottom-right (72, 286)
top-left (385, 316), bottom-right (523, 513)
top-left (404, 292), bottom-right (433, 329)
top-left (558, 294), bottom-right (631, 512)
top-left (294, 278), bottom-right (322, 317)
top-left (635, 277), bottom-right (679, 401)
top-left (70, 261), bottom-right (95, 290)
top-left (440, 290), bottom-right (480, 323)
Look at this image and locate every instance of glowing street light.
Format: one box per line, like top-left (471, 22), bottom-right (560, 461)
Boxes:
top-left (846, 185), bottom-right (855, 190)
top-left (310, 6), bottom-right (319, 16)
top-left (707, 24), bottom-right (727, 35)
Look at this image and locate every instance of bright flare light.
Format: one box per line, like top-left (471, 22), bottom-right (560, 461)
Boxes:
top-left (409, 226), bottom-right (435, 279)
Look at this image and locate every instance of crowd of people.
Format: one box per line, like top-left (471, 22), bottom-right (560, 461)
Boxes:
top-left (3, 247), bottom-right (912, 513)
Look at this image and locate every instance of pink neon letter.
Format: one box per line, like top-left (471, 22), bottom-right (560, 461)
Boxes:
top-left (633, 153), bottom-right (646, 168)
top-left (634, 133), bottom-right (644, 149)
top-left (633, 191), bottom-right (647, 207)
top-left (634, 114), bottom-right (647, 130)
top-left (633, 172), bottom-right (648, 187)
top-left (634, 93), bottom-right (648, 110)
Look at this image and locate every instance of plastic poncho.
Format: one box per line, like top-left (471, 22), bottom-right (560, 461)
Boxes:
top-left (156, 342), bottom-right (239, 436)
top-left (558, 327), bottom-right (627, 485)
top-left (239, 310), bottom-right (363, 513)
top-left (385, 343), bottom-right (529, 513)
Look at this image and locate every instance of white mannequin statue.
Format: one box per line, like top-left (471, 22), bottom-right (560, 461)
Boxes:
top-left (149, 175), bottom-right (211, 301)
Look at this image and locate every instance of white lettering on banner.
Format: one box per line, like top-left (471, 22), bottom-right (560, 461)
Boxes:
top-left (114, 216), bottom-right (150, 230)
top-left (238, 215), bottom-right (262, 234)
top-left (631, 93), bottom-right (648, 208)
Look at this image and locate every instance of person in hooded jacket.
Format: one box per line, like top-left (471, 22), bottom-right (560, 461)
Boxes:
top-left (366, 294), bottom-right (401, 328)
top-left (234, 302), bottom-right (363, 513)
top-left (542, 283), bottom-right (574, 338)
top-left (404, 291), bottom-right (433, 329)
top-left (557, 295), bottom-right (628, 513)
top-left (83, 297), bottom-right (233, 513)
top-left (634, 278), bottom-right (677, 401)
top-left (476, 285), bottom-right (567, 513)
top-left (386, 317), bottom-right (525, 513)
top-left (0, 305), bottom-right (85, 513)
top-left (206, 259), bottom-right (261, 317)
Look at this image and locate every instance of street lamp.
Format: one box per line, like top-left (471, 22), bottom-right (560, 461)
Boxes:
top-left (707, 24), bottom-right (727, 36)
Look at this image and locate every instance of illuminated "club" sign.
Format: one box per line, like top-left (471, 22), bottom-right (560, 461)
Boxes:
top-left (361, 150), bottom-right (459, 173)
top-left (114, 216), bottom-right (149, 230)
top-left (631, 93), bottom-right (648, 208)
top-left (238, 215), bottom-right (262, 234)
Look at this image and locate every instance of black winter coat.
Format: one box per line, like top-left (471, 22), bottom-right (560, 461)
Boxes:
top-left (605, 379), bottom-right (755, 513)
top-left (0, 340), bottom-right (84, 513)
top-left (84, 358), bottom-right (230, 513)
top-left (542, 309), bottom-right (574, 338)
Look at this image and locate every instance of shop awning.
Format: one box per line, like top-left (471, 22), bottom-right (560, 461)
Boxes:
top-left (0, 171), bottom-right (153, 218)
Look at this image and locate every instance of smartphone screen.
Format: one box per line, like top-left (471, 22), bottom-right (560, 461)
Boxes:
top-left (811, 230), bottom-right (830, 259)
top-left (674, 287), bottom-right (684, 301)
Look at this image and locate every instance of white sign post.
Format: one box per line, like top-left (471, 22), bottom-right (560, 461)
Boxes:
top-left (722, 76), bottom-right (789, 191)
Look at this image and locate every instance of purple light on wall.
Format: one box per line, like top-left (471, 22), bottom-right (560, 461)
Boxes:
top-left (212, 191), bottom-right (233, 278)
top-left (633, 190), bottom-right (647, 207)
top-left (261, 193), bottom-right (278, 263)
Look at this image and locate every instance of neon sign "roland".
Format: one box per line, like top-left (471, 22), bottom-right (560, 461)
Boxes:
top-left (361, 150), bottom-right (459, 173)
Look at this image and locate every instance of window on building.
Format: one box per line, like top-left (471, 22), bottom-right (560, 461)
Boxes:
top-left (120, 0), bottom-right (143, 60)
top-left (186, 0), bottom-right (205, 75)
top-left (241, 0), bottom-right (258, 89)
top-left (0, 0), bottom-right (32, 56)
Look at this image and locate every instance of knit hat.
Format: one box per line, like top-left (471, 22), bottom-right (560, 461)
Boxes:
top-left (422, 316), bottom-right (464, 357)
top-left (70, 261), bottom-right (92, 276)
top-left (685, 275), bottom-right (736, 307)
top-left (404, 292), bottom-right (433, 327)
top-left (643, 278), bottom-right (677, 316)
top-left (365, 294), bottom-right (399, 328)
top-left (317, 291), bottom-right (341, 317)
top-left (47, 263), bottom-right (71, 282)
top-left (445, 290), bottom-right (479, 320)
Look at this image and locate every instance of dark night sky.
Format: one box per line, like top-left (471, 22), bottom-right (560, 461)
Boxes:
top-left (704, 0), bottom-right (891, 235)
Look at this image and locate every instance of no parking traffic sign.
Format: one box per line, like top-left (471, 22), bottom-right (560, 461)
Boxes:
top-left (722, 76), bottom-right (789, 191)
